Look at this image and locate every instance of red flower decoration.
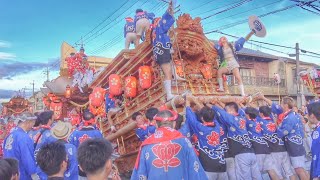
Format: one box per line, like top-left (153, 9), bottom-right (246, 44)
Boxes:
top-left (207, 131), bottom-right (220, 146)
top-left (219, 127), bottom-right (224, 136)
top-left (79, 134), bottom-right (90, 144)
top-left (151, 141), bottom-right (182, 172)
top-left (266, 122), bottom-right (277, 133)
top-left (239, 119), bottom-right (246, 130)
top-left (255, 123), bottom-right (262, 133)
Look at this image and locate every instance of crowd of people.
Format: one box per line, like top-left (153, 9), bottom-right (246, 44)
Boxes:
top-left (0, 92), bottom-right (320, 180)
top-left (0, 110), bottom-right (120, 180)
top-left (130, 94), bottom-right (320, 180)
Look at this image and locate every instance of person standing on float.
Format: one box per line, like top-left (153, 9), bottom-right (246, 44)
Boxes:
top-left (214, 33), bottom-right (254, 96)
top-left (134, 8), bottom-right (154, 46)
top-left (151, 1), bottom-right (175, 101)
top-left (124, 17), bottom-right (137, 49)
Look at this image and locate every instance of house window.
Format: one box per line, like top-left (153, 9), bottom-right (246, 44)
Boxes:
top-left (240, 68), bottom-right (255, 77)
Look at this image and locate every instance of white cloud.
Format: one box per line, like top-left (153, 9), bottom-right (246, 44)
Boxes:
top-left (0, 40), bottom-right (11, 48)
top-left (0, 52), bottom-right (16, 60)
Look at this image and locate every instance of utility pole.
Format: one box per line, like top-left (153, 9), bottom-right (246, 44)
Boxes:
top-left (296, 43), bottom-right (302, 108)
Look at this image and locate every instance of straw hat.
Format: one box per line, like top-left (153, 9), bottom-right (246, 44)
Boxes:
top-left (51, 121), bottom-right (72, 140)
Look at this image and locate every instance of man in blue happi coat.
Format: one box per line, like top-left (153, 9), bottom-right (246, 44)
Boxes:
top-left (185, 96), bottom-right (227, 179)
top-left (132, 111), bottom-right (156, 142)
top-left (124, 17), bottom-right (136, 49)
top-left (28, 111), bottom-right (57, 180)
top-left (307, 101), bottom-right (320, 180)
top-left (134, 8), bottom-right (154, 45)
top-left (269, 96), bottom-right (309, 180)
top-left (51, 121), bottom-right (79, 180)
top-left (211, 99), bottom-right (262, 180)
top-left (151, 1), bottom-right (176, 101)
top-left (257, 105), bottom-right (295, 180)
top-left (131, 109), bottom-right (208, 180)
top-left (3, 112), bottom-right (39, 180)
top-left (244, 107), bottom-right (281, 180)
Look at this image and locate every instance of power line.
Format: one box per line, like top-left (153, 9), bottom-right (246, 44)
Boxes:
top-left (188, 0), bottom-right (223, 13)
top-left (83, 0), bottom-right (142, 44)
top-left (300, 54), bottom-right (320, 59)
top-left (203, 0), bottom-right (283, 26)
top-left (205, 3), bottom-right (297, 33)
top-left (202, 0), bottom-right (253, 20)
top-left (75, 0), bottom-right (131, 44)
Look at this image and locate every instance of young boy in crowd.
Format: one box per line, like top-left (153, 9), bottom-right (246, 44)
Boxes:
top-left (245, 107), bottom-right (280, 180)
top-left (36, 141), bottom-right (68, 180)
top-left (258, 105), bottom-right (295, 180)
top-left (307, 101), bottom-right (320, 179)
top-left (186, 96), bottom-right (226, 180)
top-left (77, 138), bottom-right (120, 180)
top-left (212, 100), bottom-right (262, 180)
top-left (145, 107), bottom-right (159, 126)
top-left (132, 112), bottom-right (156, 141)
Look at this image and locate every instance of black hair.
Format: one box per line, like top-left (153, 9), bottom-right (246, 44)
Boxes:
top-left (132, 112), bottom-right (142, 121)
top-left (136, 9), bottom-right (143, 13)
top-left (307, 102), bottom-right (320, 121)
top-left (259, 106), bottom-right (271, 117)
top-left (199, 106), bottom-right (215, 122)
top-left (245, 107), bottom-right (259, 119)
top-left (3, 158), bottom-right (19, 176)
top-left (77, 138), bottom-right (113, 175)
top-left (225, 102), bottom-right (239, 113)
top-left (155, 110), bottom-right (175, 128)
top-left (174, 114), bottom-right (184, 130)
top-left (145, 107), bottom-right (159, 121)
top-left (0, 159), bottom-right (12, 180)
top-left (36, 141), bottom-right (67, 176)
top-left (83, 111), bottom-right (94, 121)
top-left (38, 111), bottom-right (54, 125)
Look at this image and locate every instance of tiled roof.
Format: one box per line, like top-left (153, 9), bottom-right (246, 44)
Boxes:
top-left (237, 48), bottom-right (278, 60)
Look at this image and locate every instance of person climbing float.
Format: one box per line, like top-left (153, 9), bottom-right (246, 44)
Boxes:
top-left (124, 17), bottom-right (137, 49)
top-left (134, 8), bottom-right (155, 46)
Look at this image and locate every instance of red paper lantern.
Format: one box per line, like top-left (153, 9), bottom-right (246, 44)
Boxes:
top-left (139, 66), bottom-right (152, 89)
top-left (50, 101), bottom-right (63, 120)
top-left (200, 64), bottom-right (213, 79)
top-left (125, 76), bottom-right (137, 98)
top-left (109, 74), bottom-right (122, 96)
top-left (89, 87), bottom-right (106, 107)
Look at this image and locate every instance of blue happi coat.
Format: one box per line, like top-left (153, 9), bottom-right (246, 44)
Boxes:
top-left (134, 11), bottom-right (155, 23)
top-left (68, 127), bottom-right (103, 148)
top-left (185, 107), bottom-right (225, 172)
top-left (105, 93), bottom-right (115, 113)
top-left (131, 127), bottom-right (208, 180)
top-left (64, 142), bottom-right (79, 180)
top-left (135, 125), bottom-right (156, 141)
top-left (271, 103), bottom-right (305, 157)
top-left (257, 116), bottom-right (286, 153)
top-left (29, 127), bottom-right (57, 180)
top-left (212, 106), bottom-right (253, 157)
top-left (3, 127), bottom-right (37, 180)
top-left (124, 21), bottom-right (135, 38)
top-left (152, 11), bottom-right (175, 49)
top-left (311, 125), bottom-right (320, 178)
top-left (245, 118), bottom-right (270, 154)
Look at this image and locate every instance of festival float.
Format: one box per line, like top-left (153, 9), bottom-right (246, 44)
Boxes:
top-left (85, 13), bottom-right (266, 175)
top-left (299, 68), bottom-right (320, 97)
top-left (1, 96), bottom-right (33, 116)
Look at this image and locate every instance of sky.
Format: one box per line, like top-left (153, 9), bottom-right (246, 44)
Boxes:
top-left (0, 0), bottom-right (319, 102)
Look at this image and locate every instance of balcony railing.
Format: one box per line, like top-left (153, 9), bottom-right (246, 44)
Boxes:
top-left (227, 76), bottom-right (285, 87)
